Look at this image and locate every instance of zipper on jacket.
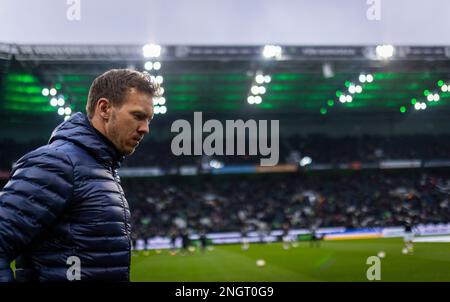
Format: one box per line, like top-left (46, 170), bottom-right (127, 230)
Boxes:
top-left (111, 167), bottom-right (132, 280)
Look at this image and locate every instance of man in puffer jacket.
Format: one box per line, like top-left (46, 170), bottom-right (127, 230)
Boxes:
top-left (0, 69), bottom-right (157, 281)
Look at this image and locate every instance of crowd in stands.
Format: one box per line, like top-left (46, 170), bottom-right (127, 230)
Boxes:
top-left (124, 169), bottom-right (450, 240)
top-left (2, 134), bottom-right (450, 170)
top-left (125, 134), bottom-right (450, 167)
top-left (1, 135), bottom-right (450, 240)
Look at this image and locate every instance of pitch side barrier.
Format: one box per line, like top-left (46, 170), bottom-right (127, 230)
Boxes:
top-left (132, 223), bottom-right (450, 250)
top-left (116, 159), bottom-right (450, 178)
top-left (2, 159), bottom-right (450, 180)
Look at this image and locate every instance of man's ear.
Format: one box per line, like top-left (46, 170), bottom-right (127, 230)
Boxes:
top-left (96, 98), bottom-right (112, 120)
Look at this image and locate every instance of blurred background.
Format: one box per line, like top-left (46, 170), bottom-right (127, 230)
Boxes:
top-left (1, 0), bottom-right (450, 281)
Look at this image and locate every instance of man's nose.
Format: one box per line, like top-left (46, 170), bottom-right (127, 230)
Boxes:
top-left (138, 122), bottom-right (150, 135)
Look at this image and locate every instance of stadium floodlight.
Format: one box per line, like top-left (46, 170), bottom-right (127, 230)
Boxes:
top-left (376, 44), bottom-right (395, 59)
top-left (263, 45), bottom-right (282, 59)
top-left (144, 61), bottom-right (153, 71)
top-left (299, 156), bottom-right (312, 167)
top-left (64, 115), bottom-right (71, 121)
top-left (50, 98), bottom-right (58, 107)
top-left (427, 94), bottom-right (434, 101)
top-left (57, 107), bottom-right (65, 115)
top-left (355, 85), bottom-right (362, 93)
top-left (251, 85), bottom-right (259, 95)
top-left (366, 74), bottom-right (374, 83)
top-left (158, 87), bottom-right (165, 95)
top-left (57, 97), bottom-right (65, 106)
top-left (254, 96), bottom-right (262, 104)
top-left (159, 97), bottom-right (166, 105)
top-left (50, 88), bottom-right (57, 96)
top-left (209, 160), bottom-right (224, 169)
top-left (64, 107), bottom-right (72, 115)
top-left (42, 88), bottom-right (50, 96)
top-left (415, 102), bottom-right (427, 110)
top-left (159, 105), bottom-right (167, 114)
top-left (156, 75), bottom-right (164, 84)
top-left (247, 96), bottom-right (255, 104)
top-left (339, 95), bottom-right (346, 103)
top-left (346, 95), bottom-right (353, 102)
top-left (442, 84), bottom-right (448, 92)
top-left (153, 61), bottom-right (161, 70)
top-left (258, 86), bottom-right (266, 94)
top-left (255, 74), bottom-right (265, 84)
top-left (348, 84), bottom-right (356, 94)
top-left (143, 44), bottom-right (161, 58)
top-left (264, 75), bottom-right (271, 83)
top-left (154, 106), bottom-right (161, 114)
top-left (359, 74), bottom-right (366, 83)
top-left (433, 94), bottom-right (440, 101)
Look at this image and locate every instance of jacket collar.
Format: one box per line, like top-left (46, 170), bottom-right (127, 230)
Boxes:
top-left (49, 112), bottom-right (124, 168)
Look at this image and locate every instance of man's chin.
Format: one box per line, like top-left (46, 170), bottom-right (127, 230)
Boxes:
top-left (120, 146), bottom-right (136, 156)
top-left (124, 148), bottom-right (136, 156)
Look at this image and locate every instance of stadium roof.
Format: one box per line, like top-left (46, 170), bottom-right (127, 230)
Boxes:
top-left (1, 44), bottom-right (450, 126)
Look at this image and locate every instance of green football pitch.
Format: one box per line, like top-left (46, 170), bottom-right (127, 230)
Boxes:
top-left (131, 238), bottom-right (450, 281)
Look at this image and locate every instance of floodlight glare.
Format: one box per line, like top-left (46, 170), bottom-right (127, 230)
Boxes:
top-left (143, 44), bottom-right (161, 58)
top-left (255, 74), bottom-right (265, 84)
top-left (359, 74), bottom-right (366, 83)
top-left (263, 45), bottom-right (282, 59)
top-left (376, 45), bottom-right (395, 59)
top-left (144, 61), bottom-right (153, 70)
top-left (153, 62), bottom-right (161, 70)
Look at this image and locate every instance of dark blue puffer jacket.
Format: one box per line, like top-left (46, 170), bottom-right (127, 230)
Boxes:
top-left (0, 112), bottom-right (132, 281)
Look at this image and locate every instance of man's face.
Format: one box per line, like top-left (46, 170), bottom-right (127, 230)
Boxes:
top-left (105, 88), bottom-right (154, 156)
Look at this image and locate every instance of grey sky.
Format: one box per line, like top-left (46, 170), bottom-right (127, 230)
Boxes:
top-left (0, 0), bottom-right (448, 45)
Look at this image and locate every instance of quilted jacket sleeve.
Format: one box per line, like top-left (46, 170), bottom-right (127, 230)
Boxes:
top-left (0, 148), bottom-right (74, 281)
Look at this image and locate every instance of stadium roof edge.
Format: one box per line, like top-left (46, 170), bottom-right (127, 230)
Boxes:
top-left (0, 43), bottom-right (449, 61)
